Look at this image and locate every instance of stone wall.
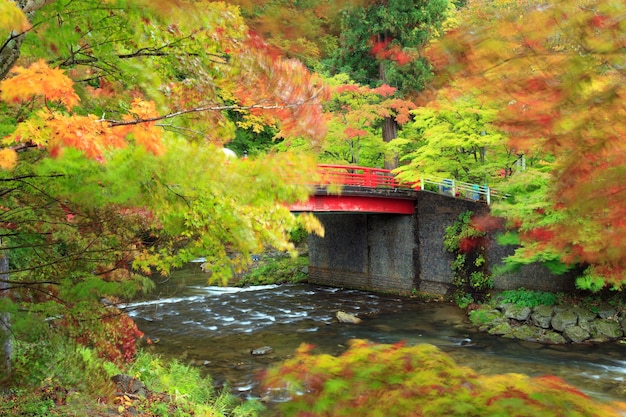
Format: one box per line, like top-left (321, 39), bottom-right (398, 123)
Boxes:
top-left (413, 192), bottom-right (487, 295)
top-left (308, 213), bottom-right (368, 276)
top-left (488, 244), bottom-right (577, 293)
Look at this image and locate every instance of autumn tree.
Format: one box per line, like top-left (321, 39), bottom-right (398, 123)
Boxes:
top-left (326, 0), bottom-right (450, 167)
top-left (427, 0), bottom-right (626, 289)
top-left (0, 0), bottom-right (325, 380)
top-left (316, 74), bottom-right (416, 166)
top-left (391, 95), bottom-right (521, 185)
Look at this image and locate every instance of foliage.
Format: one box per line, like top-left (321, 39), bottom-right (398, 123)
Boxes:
top-left (2, 331), bottom-right (119, 415)
top-left (225, 0), bottom-right (351, 65)
top-left (391, 95), bottom-right (518, 185)
top-left (289, 224), bottom-right (309, 246)
top-left (320, 74), bottom-right (420, 165)
top-left (444, 211), bottom-right (492, 306)
top-left (327, 0), bottom-right (449, 92)
top-left (2, 0), bottom-right (330, 167)
top-left (427, 0), bottom-right (626, 287)
top-left (0, 0), bottom-right (327, 384)
top-left (495, 288), bottom-right (557, 308)
top-left (576, 267), bottom-right (607, 293)
top-left (9, 329), bottom-right (116, 392)
top-left (238, 255), bottom-right (309, 286)
top-left (325, 0), bottom-right (451, 167)
top-left (467, 308), bottom-right (495, 326)
top-left (262, 339), bottom-right (626, 417)
top-left (0, 0), bottom-right (30, 33)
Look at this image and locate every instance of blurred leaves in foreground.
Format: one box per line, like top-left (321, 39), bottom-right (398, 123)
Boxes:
top-left (263, 339), bottom-right (626, 417)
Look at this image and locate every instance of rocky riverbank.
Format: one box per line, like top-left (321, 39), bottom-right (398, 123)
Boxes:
top-left (468, 299), bottom-right (625, 344)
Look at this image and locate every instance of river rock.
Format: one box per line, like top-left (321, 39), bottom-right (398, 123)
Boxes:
top-left (469, 308), bottom-right (505, 327)
top-left (112, 374), bottom-right (148, 398)
top-left (574, 307), bottom-right (598, 323)
top-left (579, 320), bottom-right (594, 333)
top-left (503, 304), bottom-right (532, 321)
top-left (563, 326), bottom-right (591, 343)
top-left (251, 346), bottom-right (274, 356)
top-left (591, 319), bottom-right (623, 339)
top-left (537, 331), bottom-right (567, 345)
top-left (551, 310), bottom-right (578, 332)
top-left (336, 311), bottom-right (362, 324)
top-left (597, 304), bottom-right (618, 319)
top-left (488, 321), bottom-right (512, 336)
top-left (511, 325), bottom-right (541, 342)
top-left (531, 305), bottom-right (554, 329)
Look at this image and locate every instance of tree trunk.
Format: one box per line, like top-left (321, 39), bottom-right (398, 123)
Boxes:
top-left (0, 246), bottom-right (11, 379)
top-left (0, 32), bottom-right (25, 81)
top-left (377, 37), bottom-right (399, 169)
top-left (0, 0), bottom-right (55, 81)
top-left (382, 116), bottom-right (399, 169)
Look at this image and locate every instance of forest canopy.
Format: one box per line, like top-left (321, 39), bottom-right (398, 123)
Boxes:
top-left (1, 0), bottom-right (625, 402)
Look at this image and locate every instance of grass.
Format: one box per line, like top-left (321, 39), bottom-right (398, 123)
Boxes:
top-left (2, 337), bottom-right (264, 417)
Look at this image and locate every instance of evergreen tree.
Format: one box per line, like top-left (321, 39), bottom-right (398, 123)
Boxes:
top-left (326, 0), bottom-right (449, 167)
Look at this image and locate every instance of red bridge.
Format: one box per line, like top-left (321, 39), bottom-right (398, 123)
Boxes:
top-left (288, 164), bottom-right (493, 215)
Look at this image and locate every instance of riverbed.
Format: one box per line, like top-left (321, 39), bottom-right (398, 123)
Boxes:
top-left (124, 265), bottom-right (626, 404)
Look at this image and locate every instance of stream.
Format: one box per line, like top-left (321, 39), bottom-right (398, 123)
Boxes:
top-left (124, 264), bottom-right (626, 405)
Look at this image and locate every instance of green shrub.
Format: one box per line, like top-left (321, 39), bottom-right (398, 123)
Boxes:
top-left (239, 255), bottom-right (308, 285)
top-left (496, 288), bottom-right (557, 307)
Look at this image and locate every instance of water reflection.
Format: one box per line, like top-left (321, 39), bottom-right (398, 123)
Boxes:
top-left (124, 268), bottom-right (626, 403)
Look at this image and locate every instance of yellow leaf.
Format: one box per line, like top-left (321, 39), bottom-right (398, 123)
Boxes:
top-left (0, 148), bottom-right (17, 170)
top-left (299, 212), bottom-right (324, 237)
top-left (0, 0), bottom-right (30, 33)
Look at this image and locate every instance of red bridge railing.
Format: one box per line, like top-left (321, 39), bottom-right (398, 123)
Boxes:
top-left (316, 164), bottom-right (417, 189)
top-left (313, 164), bottom-right (496, 204)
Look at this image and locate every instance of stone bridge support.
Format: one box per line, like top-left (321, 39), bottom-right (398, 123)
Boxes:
top-left (308, 192), bottom-right (574, 295)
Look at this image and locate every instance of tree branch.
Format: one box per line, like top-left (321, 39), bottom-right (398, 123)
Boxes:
top-left (102, 92), bottom-right (321, 127)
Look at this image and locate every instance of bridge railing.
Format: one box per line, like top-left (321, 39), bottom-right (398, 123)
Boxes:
top-left (315, 164), bottom-right (503, 205)
top-left (316, 164), bottom-right (416, 189)
top-left (419, 177), bottom-right (492, 204)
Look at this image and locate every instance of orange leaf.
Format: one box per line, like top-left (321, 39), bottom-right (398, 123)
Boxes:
top-left (0, 60), bottom-right (79, 109)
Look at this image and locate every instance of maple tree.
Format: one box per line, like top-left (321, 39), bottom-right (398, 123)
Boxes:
top-left (391, 94), bottom-right (520, 185)
top-left (317, 74), bottom-right (416, 166)
top-left (426, 0), bottom-right (626, 288)
top-left (0, 0), bottom-right (326, 379)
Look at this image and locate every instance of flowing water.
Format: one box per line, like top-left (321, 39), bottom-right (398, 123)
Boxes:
top-left (125, 264), bottom-right (626, 405)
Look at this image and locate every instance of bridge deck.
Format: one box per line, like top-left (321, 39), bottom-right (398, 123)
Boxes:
top-left (289, 186), bottom-right (419, 214)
